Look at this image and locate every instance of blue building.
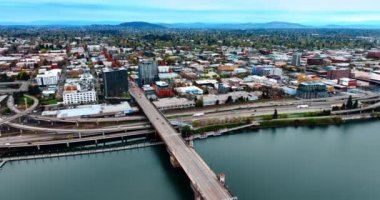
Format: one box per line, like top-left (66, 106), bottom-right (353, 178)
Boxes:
top-left (138, 59), bottom-right (158, 87)
top-left (296, 81), bottom-right (328, 99)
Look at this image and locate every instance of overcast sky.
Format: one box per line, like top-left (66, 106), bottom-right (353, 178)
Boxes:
top-left (1, 0), bottom-right (380, 24)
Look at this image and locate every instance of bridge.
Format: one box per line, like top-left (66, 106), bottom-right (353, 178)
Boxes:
top-left (129, 83), bottom-right (235, 200)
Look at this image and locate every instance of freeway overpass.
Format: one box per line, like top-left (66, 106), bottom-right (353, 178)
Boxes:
top-left (3, 95), bottom-right (152, 135)
top-left (332, 101), bottom-right (380, 115)
top-left (129, 83), bottom-right (235, 200)
top-left (1, 129), bottom-right (155, 149)
top-left (0, 95), bottom-right (39, 126)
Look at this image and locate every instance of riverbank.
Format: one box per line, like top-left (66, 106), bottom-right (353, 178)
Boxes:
top-left (186, 113), bottom-right (380, 140)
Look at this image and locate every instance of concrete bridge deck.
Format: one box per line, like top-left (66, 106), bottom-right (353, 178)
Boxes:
top-left (130, 84), bottom-right (234, 200)
top-left (332, 102), bottom-right (380, 115)
top-left (0, 95), bottom-right (39, 126)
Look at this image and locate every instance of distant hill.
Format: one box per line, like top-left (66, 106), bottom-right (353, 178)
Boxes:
top-left (1, 20), bottom-right (380, 29)
top-left (253, 21), bottom-right (310, 29)
top-left (119, 22), bottom-right (165, 29)
top-left (163, 21), bottom-right (310, 29)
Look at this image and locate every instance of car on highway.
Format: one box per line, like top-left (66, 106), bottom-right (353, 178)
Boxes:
top-left (297, 105), bottom-right (309, 109)
top-left (193, 113), bottom-right (205, 117)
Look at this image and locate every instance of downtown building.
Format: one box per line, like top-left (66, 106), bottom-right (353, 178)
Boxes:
top-left (63, 75), bottom-right (97, 105)
top-left (103, 67), bottom-right (129, 98)
top-left (296, 81), bottom-right (328, 99)
top-left (63, 84), bottom-right (97, 105)
top-left (35, 69), bottom-right (62, 86)
top-left (327, 68), bottom-right (351, 80)
top-left (138, 59), bottom-right (158, 87)
top-left (292, 53), bottom-right (302, 67)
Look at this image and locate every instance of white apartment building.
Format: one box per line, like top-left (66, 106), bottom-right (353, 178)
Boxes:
top-left (63, 82), bottom-right (97, 105)
top-left (36, 69), bottom-right (61, 86)
top-left (63, 90), bottom-right (97, 105)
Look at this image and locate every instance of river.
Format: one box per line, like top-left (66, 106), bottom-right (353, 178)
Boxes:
top-left (1, 121), bottom-right (380, 200)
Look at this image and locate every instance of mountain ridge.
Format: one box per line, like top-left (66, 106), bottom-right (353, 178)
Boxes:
top-left (1, 21), bottom-right (380, 29)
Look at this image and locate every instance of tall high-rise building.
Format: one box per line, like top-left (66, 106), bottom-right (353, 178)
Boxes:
top-left (103, 67), bottom-right (129, 98)
top-left (292, 53), bottom-right (301, 67)
top-left (138, 59), bottom-right (158, 86)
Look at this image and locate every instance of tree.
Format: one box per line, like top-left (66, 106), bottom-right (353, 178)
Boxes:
top-left (273, 108), bottom-right (278, 119)
top-left (226, 96), bottom-right (233, 104)
top-left (17, 71), bottom-right (30, 81)
top-left (28, 85), bottom-right (41, 95)
top-left (181, 126), bottom-right (192, 137)
top-left (195, 97), bottom-right (204, 107)
top-left (353, 100), bottom-right (359, 109)
top-left (0, 74), bottom-right (12, 82)
top-left (346, 95), bottom-right (353, 109)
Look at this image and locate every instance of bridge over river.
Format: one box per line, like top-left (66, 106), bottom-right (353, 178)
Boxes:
top-left (129, 82), bottom-right (236, 200)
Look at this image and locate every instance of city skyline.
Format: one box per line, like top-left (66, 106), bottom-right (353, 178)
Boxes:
top-left (1, 0), bottom-right (380, 25)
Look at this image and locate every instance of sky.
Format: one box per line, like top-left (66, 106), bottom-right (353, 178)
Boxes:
top-left (1, 0), bottom-right (380, 24)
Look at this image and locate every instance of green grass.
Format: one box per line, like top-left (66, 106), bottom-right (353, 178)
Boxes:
top-left (17, 96), bottom-right (34, 107)
top-left (255, 110), bottom-right (331, 121)
top-left (41, 99), bottom-right (59, 105)
top-left (260, 117), bottom-right (343, 127)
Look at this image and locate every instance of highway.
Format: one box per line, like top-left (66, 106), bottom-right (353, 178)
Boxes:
top-left (27, 115), bottom-right (146, 123)
top-left (130, 83), bottom-right (234, 200)
top-left (332, 101), bottom-right (380, 115)
top-left (0, 95), bottom-right (39, 126)
top-left (0, 129), bottom-right (154, 148)
top-left (1, 95), bottom-right (151, 134)
top-left (0, 81), bottom-right (29, 94)
top-left (6, 122), bottom-right (151, 134)
top-left (165, 93), bottom-right (380, 117)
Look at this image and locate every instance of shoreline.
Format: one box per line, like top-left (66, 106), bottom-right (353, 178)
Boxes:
top-left (188, 113), bottom-right (380, 140)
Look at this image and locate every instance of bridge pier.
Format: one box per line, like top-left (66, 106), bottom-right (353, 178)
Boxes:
top-left (188, 138), bottom-right (194, 148)
top-left (76, 121), bottom-right (79, 127)
top-left (191, 183), bottom-right (204, 200)
top-left (168, 150), bottom-right (180, 168)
